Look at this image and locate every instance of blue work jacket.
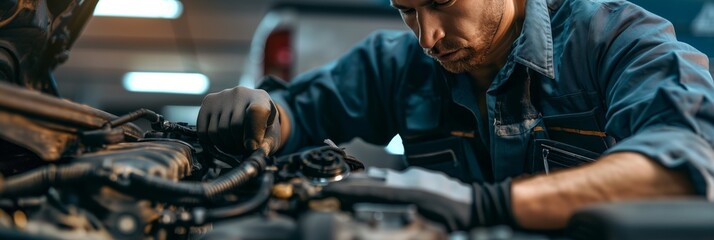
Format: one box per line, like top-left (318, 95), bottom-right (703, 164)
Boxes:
top-left (269, 0), bottom-right (714, 198)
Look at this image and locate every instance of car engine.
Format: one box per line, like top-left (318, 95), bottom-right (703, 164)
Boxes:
top-left (0, 81), bottom-right (464, 240)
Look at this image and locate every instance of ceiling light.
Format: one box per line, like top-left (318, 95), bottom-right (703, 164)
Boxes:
top-left (123, 72), bottom-right (209, 95)
top-left (94, 0), bottom-right (183, 19)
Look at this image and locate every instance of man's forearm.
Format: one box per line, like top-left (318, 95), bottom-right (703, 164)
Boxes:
top-left (511, 152), bottom-right (695, 229)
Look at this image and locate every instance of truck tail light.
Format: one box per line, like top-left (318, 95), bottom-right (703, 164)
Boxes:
top-left (263, 29), bottom-right (293, 81)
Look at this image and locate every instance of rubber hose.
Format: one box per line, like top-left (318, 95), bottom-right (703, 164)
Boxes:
top-left (109, 151), bottom-right (267, 205)
top-left (0, 163), bottom-right (93, 197)
top-left (205, 173), bottom-right (274, 221)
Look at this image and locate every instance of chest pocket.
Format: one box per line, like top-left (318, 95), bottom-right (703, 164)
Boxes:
top-left (542, 107), bottom-right (615, 153)
top-left (528, 139), bottom-right (600, 174)
top-left (525, 107), bottom-right (614, 174)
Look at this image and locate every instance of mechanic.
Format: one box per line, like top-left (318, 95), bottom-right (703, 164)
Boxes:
top-left (197, 0), bottom-right (714, 231)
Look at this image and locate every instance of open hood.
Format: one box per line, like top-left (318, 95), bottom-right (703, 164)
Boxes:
top-left (0, 0), bottom-right (99, 95)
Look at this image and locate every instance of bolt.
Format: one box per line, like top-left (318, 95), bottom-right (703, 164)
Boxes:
top-left (180, 212), bottom-right (191, 221)
top-left (117, 215), bottom-right (136, 234)
top-left (160, 214), bottom-right (172, 224)
top-left (13, 211), bottom-right (27, 229)
top-left (271, 183), bottom-right (294, 199)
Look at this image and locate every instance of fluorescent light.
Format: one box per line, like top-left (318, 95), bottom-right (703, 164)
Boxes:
top-left (162, 105), bottom-right (201, 125)
top-left (94, 0), bottom-right (183, 19)
top-left (123, 72), bottom-right (209, 95)
top-left (385, 134), bottom-right (404, 155)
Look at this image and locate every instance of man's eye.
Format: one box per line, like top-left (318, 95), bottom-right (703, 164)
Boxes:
top-left (400, 8), bottom-right (415, 14)
top-left (430, 0), bottom-right (453, 8)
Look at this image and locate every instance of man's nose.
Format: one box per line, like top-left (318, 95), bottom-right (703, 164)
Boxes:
top-left (416, 12), bottom-right (445, 49)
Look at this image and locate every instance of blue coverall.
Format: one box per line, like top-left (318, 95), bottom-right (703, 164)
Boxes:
top-left (267, 0), bottom-right (714, 198)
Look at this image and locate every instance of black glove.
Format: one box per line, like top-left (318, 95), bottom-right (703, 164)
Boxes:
top-left (197, 86), bottom-right (281, 155)
top-left (321, 167), bottom-right (514, 231)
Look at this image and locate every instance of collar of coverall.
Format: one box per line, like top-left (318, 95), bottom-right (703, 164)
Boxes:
top-left (509, 0), bottom-right (556, 80)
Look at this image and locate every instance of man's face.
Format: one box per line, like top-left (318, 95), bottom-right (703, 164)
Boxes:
top-left (392, 0), bottom-right (505, 73)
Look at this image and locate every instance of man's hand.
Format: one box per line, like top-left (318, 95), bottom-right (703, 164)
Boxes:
top-left (320, 167), bottom-right (514, 231)
top-left (197, 86), bottom-right (281, 155)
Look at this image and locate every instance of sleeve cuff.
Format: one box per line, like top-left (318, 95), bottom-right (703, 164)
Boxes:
top-left (269, 90), bottom-right (303, 156)
top-left (604, 127), bottom-right (714, 200)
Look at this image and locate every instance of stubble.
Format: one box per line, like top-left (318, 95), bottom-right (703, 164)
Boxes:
top-left (426, 0), bottom-right (505, 73)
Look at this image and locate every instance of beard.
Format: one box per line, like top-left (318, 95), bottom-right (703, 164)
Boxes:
top-left (424, 0), bottom-right (505, 73)
top-left (430, 46), bottom-right (480, 73)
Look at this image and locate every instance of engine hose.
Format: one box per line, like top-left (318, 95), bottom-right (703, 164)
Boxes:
top-left (160, 121), bottom-right (197, 138)
top-left (0, 163), bottom-right (94, 198)
top-left (0, 151), bottom-right (267, 206)
top-left (205, 173), bottom-right (274, 222)
top-left (108, 108), bottom-right (198, 138)
top-left (107, 150), bottom-right (268, 205)
top-left (108, 108), bottom-right (160, 128)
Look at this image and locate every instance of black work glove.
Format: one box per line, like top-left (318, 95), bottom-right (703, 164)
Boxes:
top-left (321, 167), bottom-right (515, 231)
top-left (197, 86), bottom-right (281, 155)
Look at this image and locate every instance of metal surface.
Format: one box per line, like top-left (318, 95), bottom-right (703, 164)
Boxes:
top-left (0, 82), bottom-right (142, 161)
top-left (0, 0), bottom-right (98, 95)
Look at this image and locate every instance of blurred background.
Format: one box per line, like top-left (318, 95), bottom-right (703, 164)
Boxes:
top-left (54, 0), bottom-right (404, 121)
top-left (52, 0), bottom-right (714, 158)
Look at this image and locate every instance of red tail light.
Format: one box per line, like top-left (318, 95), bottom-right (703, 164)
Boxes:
top-left (263, 29), bottom-right (293, 81)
